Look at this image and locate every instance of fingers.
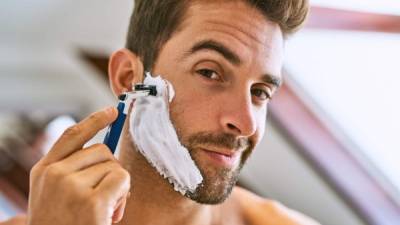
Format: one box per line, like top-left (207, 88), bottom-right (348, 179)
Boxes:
top-left (43, 107), bottom-right (118, 164)
top-left (72, 161), bottom-right (121, 188)
top-left (54, 144), bottom-right (116, 174)
top-left (95, 167), bottom-right (131, 206)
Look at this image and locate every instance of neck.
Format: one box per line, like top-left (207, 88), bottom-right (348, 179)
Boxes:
top-left (116, 130), bottom-right (216, 225)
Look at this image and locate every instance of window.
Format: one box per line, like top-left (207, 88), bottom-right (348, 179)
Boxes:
top-left (285, 30), bottom-right (400, 194)
top-left (268, 2), bottom-right (400, 224)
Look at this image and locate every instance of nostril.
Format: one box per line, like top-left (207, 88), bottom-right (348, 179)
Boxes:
top-left (227, 123), bottom-right (240, 133)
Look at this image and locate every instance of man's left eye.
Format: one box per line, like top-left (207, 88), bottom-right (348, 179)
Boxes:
top-left (196, 69), bottom-right (220, 80)
top-left (251, 88), bottom-right (271, 101)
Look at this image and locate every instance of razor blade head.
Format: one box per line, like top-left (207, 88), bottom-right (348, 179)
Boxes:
top-left (118, 94), bottom-right (127, 101)
top-left (134, 84), bottom-right (158, 96)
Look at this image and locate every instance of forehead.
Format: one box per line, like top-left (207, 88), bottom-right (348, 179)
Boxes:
top-left (184, 1), bottom-right (273, 41)
top-left (173, 0), bottom-right (284, 75)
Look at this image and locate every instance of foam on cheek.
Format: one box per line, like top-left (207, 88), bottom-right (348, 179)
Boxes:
top-left (129, 75), bottom-right (203, 195)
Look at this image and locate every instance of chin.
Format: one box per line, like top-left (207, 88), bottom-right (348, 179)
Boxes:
top-left (184, 151), bottom-right (244, 205)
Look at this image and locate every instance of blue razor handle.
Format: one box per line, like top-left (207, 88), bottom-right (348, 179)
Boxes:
top-left (103, 95), bottom-right (127, 154)
top-left (103, 84), bottom-right (158, 154)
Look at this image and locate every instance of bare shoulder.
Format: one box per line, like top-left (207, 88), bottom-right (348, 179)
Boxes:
top-left (0, 215), bottom-right (27, 225)
top-left (232, 187), bottom-right (321, 225)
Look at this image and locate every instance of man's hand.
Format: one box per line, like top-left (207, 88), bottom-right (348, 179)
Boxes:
top-left (27, 107), bottom-right (131, 225)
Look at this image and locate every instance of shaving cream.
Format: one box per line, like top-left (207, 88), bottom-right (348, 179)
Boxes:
top-left (129, 74), bottom-right (203, 195)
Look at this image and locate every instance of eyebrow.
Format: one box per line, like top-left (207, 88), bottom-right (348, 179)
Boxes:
top-left (187, 39), bottom-right (241, 65)
top-left (261, 73), bottom-right (282, 88)
top-left (185, 39), bottom-right (282, 88)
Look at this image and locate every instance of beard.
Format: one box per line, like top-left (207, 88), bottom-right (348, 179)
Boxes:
top-left (178, 131), bottom-right (255, 204)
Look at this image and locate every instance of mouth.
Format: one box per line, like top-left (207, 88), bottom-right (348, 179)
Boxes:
top-left (199, 148), bottom-right (240, 168)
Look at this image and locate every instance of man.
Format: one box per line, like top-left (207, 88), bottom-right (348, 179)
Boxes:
top-left (2, 0), bottom-right (320, 224)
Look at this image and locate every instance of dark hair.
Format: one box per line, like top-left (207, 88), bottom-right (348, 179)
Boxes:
top-left (126, 0), bottom-right (309, 72)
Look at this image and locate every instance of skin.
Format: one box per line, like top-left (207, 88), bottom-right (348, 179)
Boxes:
top-left (1, 1), bottom-right (320, 225)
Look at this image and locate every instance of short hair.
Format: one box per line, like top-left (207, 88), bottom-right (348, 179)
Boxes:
top-left (126, 0), bottom-right (309, 72)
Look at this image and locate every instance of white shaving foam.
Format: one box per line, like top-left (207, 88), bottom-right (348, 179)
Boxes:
top-left (129, 74), bottom-right (203, 195)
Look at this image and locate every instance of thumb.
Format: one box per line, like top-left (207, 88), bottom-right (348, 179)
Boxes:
top-left (112, 192), bottom-right (129, 224)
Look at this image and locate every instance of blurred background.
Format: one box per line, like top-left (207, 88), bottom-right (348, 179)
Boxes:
top-left (0, 0), bottom-right (399, 224)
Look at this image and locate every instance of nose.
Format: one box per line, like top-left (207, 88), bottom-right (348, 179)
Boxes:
top-left (219, 93), bottom-right (257, 137)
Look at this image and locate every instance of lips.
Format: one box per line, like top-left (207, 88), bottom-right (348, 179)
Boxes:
top-left (199, 148), bottom-right (240, 167)
top-left (203, 148), bottom-right (236, 157)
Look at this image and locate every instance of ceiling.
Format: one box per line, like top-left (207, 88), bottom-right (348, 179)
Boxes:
top-left (0, 0), bottom-right (133, 115)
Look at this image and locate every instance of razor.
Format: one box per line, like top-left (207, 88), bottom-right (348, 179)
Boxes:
top-left (103, 84), bottom-right (157, 154)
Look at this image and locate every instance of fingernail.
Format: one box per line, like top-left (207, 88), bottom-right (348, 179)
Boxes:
top-left (105, 107), bottom-right (115, 115)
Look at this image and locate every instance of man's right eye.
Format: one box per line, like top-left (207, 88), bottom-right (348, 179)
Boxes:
top-left (196, 69), bottom-right (221, 81)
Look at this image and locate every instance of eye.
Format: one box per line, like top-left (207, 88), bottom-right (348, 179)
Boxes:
top-left (251, 88), bottom-right (271, 101)
top-left (196, 69), bottom-right (220, 80)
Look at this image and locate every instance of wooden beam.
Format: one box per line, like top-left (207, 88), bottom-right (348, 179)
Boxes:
top-left (306, 7), bottom-right (400, 33)
top-left (79, 50), bottom-right (110, 82)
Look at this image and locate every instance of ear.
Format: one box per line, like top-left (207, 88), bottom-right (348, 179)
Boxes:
top-left (108, 48), bottom-right (145, 97)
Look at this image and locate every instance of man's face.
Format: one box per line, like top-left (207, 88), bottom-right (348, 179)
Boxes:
top-left (150, 1), bottom-right (284, 204)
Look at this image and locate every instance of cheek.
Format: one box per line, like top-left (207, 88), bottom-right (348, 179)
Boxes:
top-left (169, 83), bottom-right (216, 136)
